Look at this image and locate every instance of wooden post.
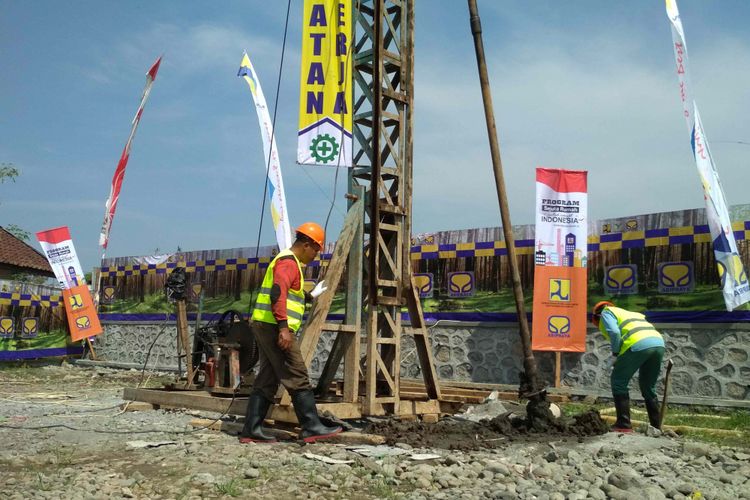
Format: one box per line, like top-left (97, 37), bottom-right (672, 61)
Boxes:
top-left (467, 0), bottom-right (543, 397)
top-left (554, 352), bottom-right (561, 388)
top-left (175, 299), bottom-right (194, 387)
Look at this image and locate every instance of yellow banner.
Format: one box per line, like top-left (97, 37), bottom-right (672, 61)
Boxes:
top-left (297, 0), bottom-right (353, 166)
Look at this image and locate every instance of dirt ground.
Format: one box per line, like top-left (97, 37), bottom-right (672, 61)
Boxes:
top-left (1, 362), bottom-right (749, 500)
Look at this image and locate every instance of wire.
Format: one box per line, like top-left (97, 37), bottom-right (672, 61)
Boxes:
top-left (248, 0), bottom-right (293, 315)
top-left (323, 0), bottom-right (360, 239)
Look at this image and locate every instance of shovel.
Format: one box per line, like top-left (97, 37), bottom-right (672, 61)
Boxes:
top-left (658, 358), bottom-right (674, 428)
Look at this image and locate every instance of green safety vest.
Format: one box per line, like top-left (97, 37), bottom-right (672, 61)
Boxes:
top-left (252, 249), bottom-right (306, 332)
top-left (599, 306), bottom-right (661, 355)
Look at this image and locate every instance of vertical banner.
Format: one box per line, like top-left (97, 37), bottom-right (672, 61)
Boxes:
top-left (36, 227), bottom-right (103, 341)
top-left (665, 0), bottom-right (750, 311)
top-left (238, 52), bottom-right (293, 250)
top-left (297, 0), bottom-right (353, 166)
top-left (99, 56), bottom-right (162, 249)
top-left (532, 168), bottom-right (588, 352)
top-left (36, 226), bottom-right (86, 289)
top-left (63, 285), bottom-right (103, 342)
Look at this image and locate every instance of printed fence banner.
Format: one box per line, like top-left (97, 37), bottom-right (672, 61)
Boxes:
top-left (297, 0), bottom-right (353, 166)
top-left (665, 0), bottom-right (750, 311)
top-left (62, 285), bottom-right (103, 342)
top-left (532, 168), bottom-right (588, 352)
top-left (238, 51), bottom-right (293, 250)
top-left (447, 272), bottom-right (475, 298)
top-left (36, 226), bottom-right (86, 289)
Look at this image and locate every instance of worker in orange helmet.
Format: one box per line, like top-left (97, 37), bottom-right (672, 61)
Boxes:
top-left (240, 222), bottom-right (342, 443)
top-left (591, 301), bottom-right (665, 432)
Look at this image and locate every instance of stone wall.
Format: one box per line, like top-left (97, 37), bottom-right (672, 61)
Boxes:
top-left (96, 321), bottom-right (750, 400)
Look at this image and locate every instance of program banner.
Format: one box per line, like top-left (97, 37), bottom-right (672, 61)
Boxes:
top-left (36, 226), bottom-right (86, 289)
top-left (62, 285), bottom-right (103, 342)
top-left (297, 0), bottom-right (353, 167)
top-left (532, 168), bottom-right (588, 352)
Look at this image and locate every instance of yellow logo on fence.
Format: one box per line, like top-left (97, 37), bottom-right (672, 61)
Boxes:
top-left (448, 272), bottom-right (474, 297)
top-left (0, 317), bottom-right (14, 336)
top-left (549, 278), bottom-right (570, 302)
top-left (605, 266), bottom-right (635, 291)
top-left (660, 263), bottom-right (692, 287)
top-left (22, 318), bottom-right (38, 337)
top-left (414, 274), bottom-right (432, 294)
top-left (103, 286), bottom-right (115, 301)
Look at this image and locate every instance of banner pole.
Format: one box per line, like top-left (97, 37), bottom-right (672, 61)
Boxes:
top-left (554, 352), bottom-right (561, 388)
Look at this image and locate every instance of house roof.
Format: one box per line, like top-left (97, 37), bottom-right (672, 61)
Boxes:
top-left (0, 227), bottom-right (54, 276)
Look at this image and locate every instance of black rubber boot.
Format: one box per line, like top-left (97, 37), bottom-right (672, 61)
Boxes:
top-left (291, 389), bottom-right (343, 443)
top-left (644, 397), bottom-right (661, 429)
top-left (612, 394), bottom-right (633, 433)
top-left (239, 392), bottom-right (277, 443)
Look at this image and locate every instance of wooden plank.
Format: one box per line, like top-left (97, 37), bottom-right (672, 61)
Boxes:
top-left (270, 402), bottom-right (362, 423)
top-left (297, 197), bottom-right (363, 367)
top-left (124, 388), bottom-right (247, 416)
top-left (343, 185), bottom-right (364, 403)
top-left (403, 277), bottom-right (442, 400)
top-left (321, 323), bottom-right (357, 333)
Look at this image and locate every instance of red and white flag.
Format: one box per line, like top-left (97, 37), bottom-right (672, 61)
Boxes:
top-left (99, 56), bottom-right (162, 249)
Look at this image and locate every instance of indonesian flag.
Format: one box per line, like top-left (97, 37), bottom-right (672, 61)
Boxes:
top-left (99, 56), bottom-right (162, 248)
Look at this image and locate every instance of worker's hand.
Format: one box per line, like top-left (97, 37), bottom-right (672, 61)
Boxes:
top-left (604, 356), bottom-right (616, 371)
top-left (310, 280), bottom-right (328, 299)
top-left (277, 327), bottom-right (293, 351)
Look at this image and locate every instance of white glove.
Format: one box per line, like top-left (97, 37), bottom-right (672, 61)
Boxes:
top-left (310, 280), bottom-right (328, 299)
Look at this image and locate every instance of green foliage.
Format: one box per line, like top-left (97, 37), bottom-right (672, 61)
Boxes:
top-left (5, 223), bottom-right (30, 241)
top-left (215, 479), bottom-right (242, 497)
top-left (0, 163), bottom-right (19, 183)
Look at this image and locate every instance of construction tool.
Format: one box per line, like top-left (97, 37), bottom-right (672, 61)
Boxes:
top-left (659, 358), bottom-right (674, 428)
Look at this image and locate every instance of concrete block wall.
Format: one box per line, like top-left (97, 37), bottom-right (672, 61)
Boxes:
top-left (97, 321), bottom-right (750, 400)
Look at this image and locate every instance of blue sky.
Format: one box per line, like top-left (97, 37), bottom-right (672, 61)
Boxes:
top-left (2, 1), bottom-right (750, 271)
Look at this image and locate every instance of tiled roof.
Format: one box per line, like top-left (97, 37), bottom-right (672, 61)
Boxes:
top-left (0, 227), bottom-right (54, 275)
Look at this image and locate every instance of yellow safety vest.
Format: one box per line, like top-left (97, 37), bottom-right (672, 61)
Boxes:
top-left (252, 249), bottom-right (306, 332)
top-left (599, 306), bottom-right (661, 355)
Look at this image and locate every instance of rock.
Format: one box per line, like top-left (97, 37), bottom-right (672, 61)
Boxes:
top-left (549, 493), bottom-right (565, 500)
top-left (645, 425), bottom-right (663, 438)
top-left (587, 488), bottom-right (606, 500)
top-left (675, 483), bottom-right (695, 495)
top-left (683, 442), bottom-right (711, 458)
top-left (192, 473), bottom-right (215, 485)
top-left (314, 476), bottom-right (331, 488)
top-left (642, 486), bottom-right (667, 500)
top-left (484, 462), bottom-right (510, 476)
top-left (121, 487), bottom-right (134, 498)
top-left (415, 476), bottom-right (431, 489)
top-left (663, 429), bottom-right (679, 438)
top-left (601, 484), bottom-right (631, 500)
top-left (545, 451), bottom-right (559, 463)
top-left (608, 466), bottom-right (641, 490)
top-left (244, 468), bottom-right (261, 479)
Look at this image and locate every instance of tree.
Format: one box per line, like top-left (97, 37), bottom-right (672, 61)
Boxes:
top-left (0, 163), bottom-right (19, 183)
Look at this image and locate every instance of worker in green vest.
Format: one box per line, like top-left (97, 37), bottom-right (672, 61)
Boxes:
top-left (591, 301), bottom-right (665, 432)
top-left (240, 222), bottom-right (342, 444)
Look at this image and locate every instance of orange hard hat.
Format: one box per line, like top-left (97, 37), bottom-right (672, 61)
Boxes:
top-left (591, 301), bottom-right (614, 326)
top-left (296, 222), bottom-right (325, 248)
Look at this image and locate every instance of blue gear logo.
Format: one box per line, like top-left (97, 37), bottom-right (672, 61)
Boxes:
top-left (310, 134), bottom-right (339, 164)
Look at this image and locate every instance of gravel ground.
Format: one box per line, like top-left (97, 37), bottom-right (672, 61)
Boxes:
top-left (1, 363), bottom-right (749, 500)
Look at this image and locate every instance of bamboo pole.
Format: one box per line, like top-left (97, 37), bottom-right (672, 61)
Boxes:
top-left (467, 0), bottom-right (542, 397)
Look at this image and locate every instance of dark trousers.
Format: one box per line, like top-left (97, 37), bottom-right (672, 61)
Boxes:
top-left (251, 321), bottom-right (312, 402)
top-left (611, 346), bottom-right (665, 399)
